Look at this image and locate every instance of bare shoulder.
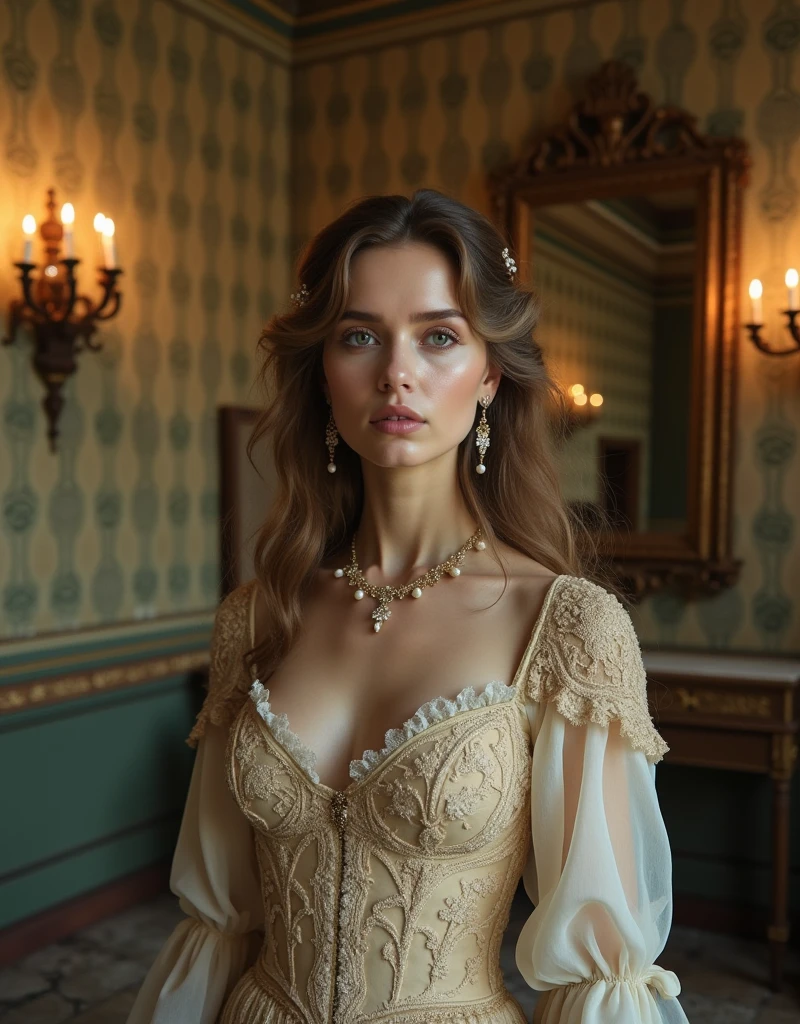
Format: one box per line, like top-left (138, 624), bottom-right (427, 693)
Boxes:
top-left (489, 541), bottom-right (560, 593)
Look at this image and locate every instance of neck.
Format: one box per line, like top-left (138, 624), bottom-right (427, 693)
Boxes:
top-left (354, 458), bottom-right (480, 585)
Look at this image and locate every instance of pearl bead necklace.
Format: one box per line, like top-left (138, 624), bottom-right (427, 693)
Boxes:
top-left (333, 528), bottom-right (486, 632)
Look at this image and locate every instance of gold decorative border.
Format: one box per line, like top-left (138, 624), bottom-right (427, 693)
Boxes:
top-left (0, 652), bottom-right (210, 716)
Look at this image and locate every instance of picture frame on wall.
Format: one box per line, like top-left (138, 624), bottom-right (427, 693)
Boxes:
top-left (218, 405), bottom-right (277, 597)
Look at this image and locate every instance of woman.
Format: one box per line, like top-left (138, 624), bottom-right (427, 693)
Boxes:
top-left (128, 189), bottom-right (689, 1024)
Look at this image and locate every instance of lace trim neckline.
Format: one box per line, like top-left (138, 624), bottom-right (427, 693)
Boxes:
top-left (248, 678), bottom-right (519, 785)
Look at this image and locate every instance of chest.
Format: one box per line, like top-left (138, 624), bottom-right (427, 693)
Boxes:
top-left (252, 573), bottom-right (551, 791)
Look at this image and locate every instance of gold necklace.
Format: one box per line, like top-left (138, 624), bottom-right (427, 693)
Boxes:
top-left (332, 527), bottom-right (486, 632)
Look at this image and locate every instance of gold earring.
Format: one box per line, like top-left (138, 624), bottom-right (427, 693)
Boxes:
top-left (325, 400), bottom-right (339, 474)
top-left (475, 396), bottom-right (491, 474)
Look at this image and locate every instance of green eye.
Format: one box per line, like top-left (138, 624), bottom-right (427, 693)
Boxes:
top-left (342, 327), bottom-right (458, 348)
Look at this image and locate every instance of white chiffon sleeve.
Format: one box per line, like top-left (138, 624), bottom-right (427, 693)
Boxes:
top-left (126, 721), bottom-right (264, 1023)
top-left (513, 575), bottom-right (688, 1023)
top-left (515, 702), bottom-right (688, 1023)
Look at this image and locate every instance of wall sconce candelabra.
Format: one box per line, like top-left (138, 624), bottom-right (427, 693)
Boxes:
top-left (3, 187), bottom-right (124, 452)
top-left (564, 383), bottom-right (603, 434)
top-left (745, 273), bottom-right (800, 357)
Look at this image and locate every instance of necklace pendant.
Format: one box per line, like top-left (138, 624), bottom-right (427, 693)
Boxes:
top-left (371, 599), bottom-right (392, 632)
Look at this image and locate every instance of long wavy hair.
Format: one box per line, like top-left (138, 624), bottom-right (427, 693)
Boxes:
top-left (242, 188), bottom-right (605, 681)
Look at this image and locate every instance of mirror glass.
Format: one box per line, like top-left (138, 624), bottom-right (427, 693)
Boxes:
top-left (529, 187), bottom-right (698, 535)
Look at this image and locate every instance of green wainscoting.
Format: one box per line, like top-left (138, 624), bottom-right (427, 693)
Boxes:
top-left (0, 618), bottom-right (210, 931)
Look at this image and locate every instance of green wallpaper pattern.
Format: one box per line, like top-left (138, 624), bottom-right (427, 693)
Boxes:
top-left (0, 0), bottom-right (291, 636)
top-left (1, 0), bottom-right (798, 655)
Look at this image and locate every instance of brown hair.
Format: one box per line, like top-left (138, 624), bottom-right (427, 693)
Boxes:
top-left (243, 188), bottom-right (605, 681)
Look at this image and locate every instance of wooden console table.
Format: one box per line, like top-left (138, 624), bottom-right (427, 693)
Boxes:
top-left (643, 650), bottom-right (800, 992)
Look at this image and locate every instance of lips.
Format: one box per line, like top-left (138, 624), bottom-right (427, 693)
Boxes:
top-left (370, 405), bottom-right (424, 422)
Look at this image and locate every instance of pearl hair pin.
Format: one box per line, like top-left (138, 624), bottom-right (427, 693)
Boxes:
top-left (290, 282), bottom-right (309, 308)
top-left (333, 528), bottom-right (487, 632)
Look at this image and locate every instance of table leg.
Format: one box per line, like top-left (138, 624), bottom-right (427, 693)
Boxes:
top-left (768, 771), bottom-right (791, 992)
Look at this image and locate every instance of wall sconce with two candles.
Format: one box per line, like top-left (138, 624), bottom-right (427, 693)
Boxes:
top-left (3, 187), bottom-right (124, 452)
top-left (564, 383), bottom-right (603, 435)
top-left (746, 272), bottom-right (800, 357)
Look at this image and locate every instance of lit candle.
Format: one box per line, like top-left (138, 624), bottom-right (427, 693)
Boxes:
top-left (22, 214), bottom-right (36, 263)
top-left (61, 203), bottom-right (75, 258)
top-left (94, 212), bottom-right (106, 264)
top-left (785, 268), bottom-right (799, 311)
top-left (748, 279), bottom-right (763, 325)
top-left (101, 217), bottom-right (117, 269)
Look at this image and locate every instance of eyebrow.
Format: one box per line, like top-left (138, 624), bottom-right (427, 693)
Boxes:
top-left (339, 308), bottom-right (465, 324)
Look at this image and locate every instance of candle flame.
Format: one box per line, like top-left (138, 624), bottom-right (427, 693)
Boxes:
top-left (22, 214), bottom-right (36, 235)
top-left (568, 383), bottom-right (585, 396)
top-left (573, 393), bottom-right (588, 406)
top-left (786, 268), bottom-right (799, 289)
top-left (102, 217), bottom-right (115, 238)
top-left (589, 393), bottom-right (604, 407)
top-left (94, 212), bottom-right (106, 232)
top-left (748, 279), bottom-right (763, 300)
top-left (61, 203), bottom-right (75, 225)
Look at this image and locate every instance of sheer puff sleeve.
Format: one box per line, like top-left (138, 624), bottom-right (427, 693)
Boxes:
top-left (127, 584), bottom-right (263, 1024)
top-left (515, 576), bottom-right (688, 1024)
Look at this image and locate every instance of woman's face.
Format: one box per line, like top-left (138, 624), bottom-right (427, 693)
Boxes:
top-left (322, 242), bottom-right (500, 471)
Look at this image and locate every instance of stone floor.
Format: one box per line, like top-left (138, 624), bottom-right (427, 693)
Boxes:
top-left (0, 890), bottom-right (798, 1023)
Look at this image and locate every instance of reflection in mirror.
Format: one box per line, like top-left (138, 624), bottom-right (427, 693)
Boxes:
top-left (531, 188), bottom-right (698, 536)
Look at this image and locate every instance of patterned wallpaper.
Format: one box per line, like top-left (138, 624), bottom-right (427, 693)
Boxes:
top-left (1, 0), bottom-right (798, 654)
top-left (0, 0), bottom-right (291, 636)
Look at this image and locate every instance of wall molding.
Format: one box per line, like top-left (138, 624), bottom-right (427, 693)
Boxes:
top-left (1, 614), bottom-right (211, 717)
top-left (199, 0), bottom-right (588, 62)
top-left (0, 650), bottom-right (209, 716)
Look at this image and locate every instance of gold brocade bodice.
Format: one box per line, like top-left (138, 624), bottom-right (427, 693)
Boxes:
top-left (220, 685), bottom-right (533, 1024)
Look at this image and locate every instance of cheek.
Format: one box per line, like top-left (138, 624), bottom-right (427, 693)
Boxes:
top-left (323, 348), bottom-right (366, 399)
top-left (423, 360), bottom-right (483, 418)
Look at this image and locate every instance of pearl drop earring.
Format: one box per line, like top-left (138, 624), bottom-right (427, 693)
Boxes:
top-left (475, 395), bottom-right (491, 474)
top-left (325, 399), bottom-right (339, 473)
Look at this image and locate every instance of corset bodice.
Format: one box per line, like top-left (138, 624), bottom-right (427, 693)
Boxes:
top-left (220, 684), bottom-right (533, 1024)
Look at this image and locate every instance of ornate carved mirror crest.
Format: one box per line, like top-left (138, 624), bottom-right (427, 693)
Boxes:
top-left (490, 60), bottom-right (750, 600)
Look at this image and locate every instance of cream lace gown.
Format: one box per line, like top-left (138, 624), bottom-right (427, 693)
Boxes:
top-left (127, 575), bottom-right (689, 1024)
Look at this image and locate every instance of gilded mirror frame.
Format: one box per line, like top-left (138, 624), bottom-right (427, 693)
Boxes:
top-left (489, 60), bottom-right (751, 600)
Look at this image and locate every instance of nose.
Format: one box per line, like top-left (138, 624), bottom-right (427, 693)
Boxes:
top-left (376, 334), bottom-right (418, 393)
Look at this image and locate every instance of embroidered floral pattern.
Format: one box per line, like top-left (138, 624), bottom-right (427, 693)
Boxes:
top-left (228, 693), bottom-right (531, 1023)
top-left (349, 681), bottom-right (518, 781)
top-left (187, 580), bottom-right (258, 748)
top-left (524, 576), bottom-right (669, 764)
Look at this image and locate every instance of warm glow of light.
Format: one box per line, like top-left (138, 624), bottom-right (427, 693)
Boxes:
top-left (573, 393), bottom-right (588, 406)
top-left (22, 215), bottom-right (36, 235)
top-left (61, 203), bottom-right (75, 225)
top-left (94, 212), bottom-right (106, 232)
top-left (749, 279), bottom-right (763, 300)
top-left (44, 264), bottom-right (58, 277)
top-left (568, 383), bottom-right (585, 396)
top-left (102, 217), bottom-right (115, 238)
top-left (786, 268), bottom-right (799, 289)
top-left (589, 393), bottom-right (604, 407)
